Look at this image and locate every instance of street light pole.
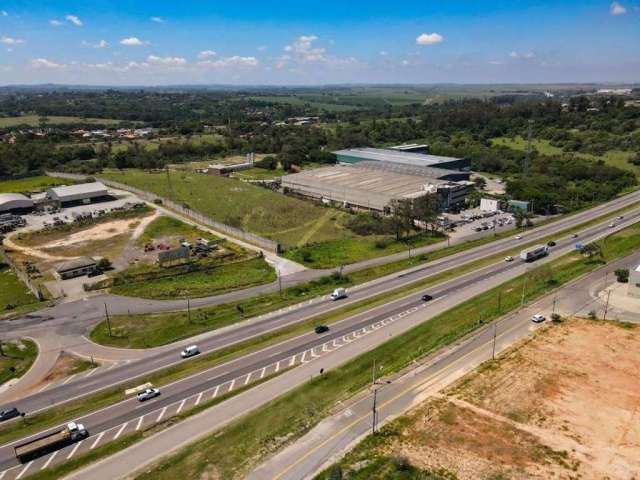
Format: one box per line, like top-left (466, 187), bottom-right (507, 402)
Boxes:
top-left (371, 388), bottom-right (378, 435)
top-left (104, 302), bottom-right (112, 337)
top-left (603, 289), bottom-right (611, 320)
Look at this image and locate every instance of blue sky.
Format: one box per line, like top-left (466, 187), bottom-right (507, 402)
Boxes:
top-left (0, 0), bottom-right (638, 85)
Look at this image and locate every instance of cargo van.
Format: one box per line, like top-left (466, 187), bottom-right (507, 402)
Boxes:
top-left (181, 345), bottom-right (200, 358)
top-left (330, 288), bottom-right (347, 301)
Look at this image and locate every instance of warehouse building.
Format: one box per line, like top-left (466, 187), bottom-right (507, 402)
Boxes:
top-left (55, 257), bottom-right (97, 280)
top-left (282, 164), bottom-right (473, 213)
top-left (0, 193), bottom-right (34, 214)
top-left (334, 147), bottom-right (470, 172)
top-left (46, 182), bottom-right (110, 208)
top-left (388, 143), bottom-right (430, 154)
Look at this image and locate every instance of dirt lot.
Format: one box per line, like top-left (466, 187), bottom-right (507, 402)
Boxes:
top-left (336, 319), bottom-right (640, 480)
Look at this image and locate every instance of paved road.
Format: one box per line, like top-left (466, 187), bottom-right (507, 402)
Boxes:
top-left (0, 209), bottom-right (637, 477)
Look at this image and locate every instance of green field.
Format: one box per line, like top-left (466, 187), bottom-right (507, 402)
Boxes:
top-left (0, 339), bottom-right (38, 385)
top-left (100, 169), bottom-right (350, 247)
top-left (0, 115), bottom-right (123, 128)
top-left (0, 264), bottom-right (39, 314)
top-left (0, 175), bottom-right (69, 194)
top-left (492, 136), bottom-right (638, 177)
top-left (136, 216), bottom-right (218, 247)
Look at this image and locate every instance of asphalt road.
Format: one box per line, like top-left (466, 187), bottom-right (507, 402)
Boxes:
top-left (0, 204), bottom-right (638, 476)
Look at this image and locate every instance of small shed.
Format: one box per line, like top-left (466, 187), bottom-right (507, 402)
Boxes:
top-left (55, 257), bottom-right (97, 280)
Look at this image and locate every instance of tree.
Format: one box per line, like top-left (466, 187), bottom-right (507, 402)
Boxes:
top-left (388, 199), bottom-right (415, 241)
top-left (614, 268), bottom-right (629, 283)
top-left (513, 208), bottom-right (532, 228)
top-left (581, 242), bottom-right (604, 261)
top-left (413, 194), bottom-right (439, 234)
top-left (96, 258), bottom-right (112, 271)
top-left (473, 176), bottom-right (487, 190)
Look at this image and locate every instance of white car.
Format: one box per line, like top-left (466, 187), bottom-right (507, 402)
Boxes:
top-left (608, 223), bottom-right (615, 228)
top-left (137, 388), bottom-right (161, 401)
top-left (504, 256), bottom-right (514, 262)
top-left (181, 345), bottom-right (200, 358)
top-left (514, 235), bottom-right (522, 240)
top-left (531, 314), bottom-right (546, 323)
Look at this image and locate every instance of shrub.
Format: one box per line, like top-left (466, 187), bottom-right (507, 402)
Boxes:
top-left (588, 310), bottom-right (597, 320)
top-left (614, 268), bottom-right (629, 283)
top-left (551, 313), bottom-right (562, 323)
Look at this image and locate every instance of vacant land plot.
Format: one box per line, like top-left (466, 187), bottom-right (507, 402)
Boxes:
top-left (0, 115), bottom-right (123, 128)
top-left (0, 264), bottom-right (38, 314)
top-left (0, 339), bottom-right (38, 385)
top-left (320, 319), bottom-right (640, 480)
top-left (0, 175), bottom-right (69, 194)
top-left (101, 169), bottom-right (350, 247)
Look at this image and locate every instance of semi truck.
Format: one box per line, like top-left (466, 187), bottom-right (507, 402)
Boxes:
top-left (519, 244), bottom-right (549, 262)
top-left (14, 422), bottom-right (88, 462)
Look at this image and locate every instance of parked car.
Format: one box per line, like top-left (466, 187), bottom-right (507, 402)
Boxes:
top-left (181, 345), bottom-right (200, 358)
top-left (314, 325), bottom-right (330, 334)
top-left (137, 388), bottom-right (161, 402)
top-left (421, 294), bottom-right (433, 302)
top-left (330, 288), bottom-right (347, 301)
top-left (547, 240), bottom-right (556, 247)
top-left (504, 256), bottom-right (514, 262)
top-left (0, 407), bottom-right (20, 422)
top-left (531, 314), bottom-right (546, 323)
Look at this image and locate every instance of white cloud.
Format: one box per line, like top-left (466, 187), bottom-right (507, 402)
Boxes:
top-left (1, 36), bottom-right (24, 45)
top-left (65, 15), bottom-right (83, 26)
top-left (198, 56), bottom-right (259, 68)
top-left (401, 59), bottom-right (410, 66)
top-left (278, 34), bottom-right (358, 70)
top-left (416, 32), bottom-right (444, 45)
top-left (147, 55), bottom-right (187, 66)
top-left (1, 10), bottom-right (8, 17)
top-left (151, 16), bottom-right (165, 23)
top-left (509, 51), bottom-right (536, 60)
top-left (198, 50), bottom-right (217, 59)
top-left (31, 58), bottom-right (64, 69)
top-left (379, 50), bottom-right (388, 56)
top-left (49, 19), bottom-right (63, 26)
top-left (120, 37), bottom-right (149, 46)
top-left (257, 45), bottom-right (268, 52)
top-left (83, 39), bottom-right (108, 49)
top-left (610, 1), bottom-right (627, 15)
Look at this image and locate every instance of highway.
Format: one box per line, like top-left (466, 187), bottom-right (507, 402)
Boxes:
top-left (0, 200), bottom-right (638, 477)
top-left (2, 190), bottom-right (639, 418)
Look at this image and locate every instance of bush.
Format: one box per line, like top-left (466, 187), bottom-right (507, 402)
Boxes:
top-left (374, 238), bottom-right (394, 249)
top-left (551, 313), bottom-right (562, 323)
top-left (588, 310), bottom-right (597, 320)
top-left (614, 268), bottom-right (629, 283)
top-left (153, 198), bottom-right (163, 205)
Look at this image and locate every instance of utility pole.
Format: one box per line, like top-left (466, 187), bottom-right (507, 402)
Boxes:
top-left (603, 289), bottom-right (611, 320)
top-left (371, 388), bottom-right (378, 435)
top-left (104, 302), bottom-right (112, 337)
top-left (492, 322), bottom-right (497, 360)
top-left (552, 294), bottom-right (557, 315)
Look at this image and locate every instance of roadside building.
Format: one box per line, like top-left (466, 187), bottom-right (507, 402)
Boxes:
top-left (333, 147), bottom-right (470, 172)
top-left (55, 257), bottom-right (97, 280)
top-left (282, 164), bottom-right (473, 213)
top-left (46, 182), bottom-right (110, 208)
top-left (0, 193), bottom-right (34, 214)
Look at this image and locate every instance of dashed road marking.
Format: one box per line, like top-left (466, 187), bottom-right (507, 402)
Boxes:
top-left (176, 399), bottom-right (186, 413)
top-left (275, 361), bottom-right (280, 373)
top-left (195, 392), bottom-right (203, 406)
top-left (67, 440), bottom-right (83, 459)
top-left (322, 343), bottom-right (329, 352)
top-left (311, 348), bottom-right (319, 358)
top-left (244, 373), bottom-right (251, 386)
top-left (91, 431), bottom-right (105, 450)
top-left (41, 451), bottom-right (57, 470)
top-left (62, 374), bottom-right (77, 385)
top-left (229, 379), bottom-right (235, 391)
top-left (211, 385), bottom-right (219, 399)
top-left (36, 382), bottom-right (51, 393)
top-left (84, 367), bottom-right (100, 378)
top-left (156, 406), bottom-right (167, 422)
top-left (0, 469), bottom-right (6, 479)
top-left (15, 461), bottom-right (33, 480)
top-left (260, 367), bottom-right (266, 379)
top-left (289, 355), bottom-right (296, 366)
top-left (135, 416), bottom-right (144, 431)
top-left (114, 422), bottom-right (128, 440)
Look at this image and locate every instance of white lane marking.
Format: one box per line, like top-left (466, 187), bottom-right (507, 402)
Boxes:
top-left (300, 350), bottom-right (308, 362)
top-left (244, 373), bottom-right (251, 386)
top-left (62, 374), bottom-right (77, 385)
top-left (322, 343), bottom-right (329, 352)
top-left (114, 422), bottom-right (128, 440)
top-left (211, 385), bottom-right (220, 399)
top-left (106, 362), bottom-right (118, 371)
top-left (15, 461), bottom-right (33, 480)
top-left (275, 361), bottom-right (281, 372)
top-left (135, 416), bottom-right (144, 431)
top-left (333, 339), bottom-right (340, 347)
top-left (289, 355), bottom-right (296, 366)
top-left (311, 348), bottom-right (319, 358)
top-left (0, 470), bottom-right (6, 479)
top-left (260, 367), bottom-right (266, 379)
top-left (84, 367), bottom-right (100, 378)
top-left (176, 399), bottom-right (186, 413)
top-left (195, 392), bottom-right (203, 406)
top-left (36, 382), bottom-right (51, 393)
top-left (90, 431), bottom-right (105, 449)
top-left (156, 406), bottom-right (167, 422)
top-left (229, 379), bottom-right (235, 391)
top-left (41, 451), bottom-right (58, 470)
top-left (67, 441), bottom-right (83, 459)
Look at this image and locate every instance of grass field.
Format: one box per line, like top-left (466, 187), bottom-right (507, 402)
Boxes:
top-left (100, 169), bottom-right (351, 247)
top-left (135, 220), bottom-right (640, 480)
top-left (0, 339), bottom-right (38, 385)
top-left (0, 175), bottom-right (69, 194)
top-left (492, 136), bottom-right (639, 177)
top-left (0, 115), bottom-right (123, 127)
top-left (0, 264), bottom-right (39, 314)
top-left (135, 216), bottom-right (218, 247)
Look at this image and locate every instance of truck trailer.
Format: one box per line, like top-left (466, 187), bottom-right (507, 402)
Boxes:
top-left (14, 422), bottom-right (88, 462)
top-left (519, 244), bottom-right (549, 262)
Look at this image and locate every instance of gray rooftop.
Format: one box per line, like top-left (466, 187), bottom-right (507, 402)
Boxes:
top-left (55, 256), bottom-right (96, 273)
top-left (0, 193), bottom-right (32, 204)
top-left (48, 182), bottom-right (108, 198)
top-left (333, 147), bottom-right (463, 167)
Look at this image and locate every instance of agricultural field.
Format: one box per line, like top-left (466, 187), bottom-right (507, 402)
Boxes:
top-left (100, 169), bottom-right (351, 248)
top-left (318, 318), bottom-right (640, 480)
top-left (0, 115), bottom-right (123, 128)
top-left (0, 175), bottom-right (70, 194)
top-left (492, 136), bottom-right (638, 177)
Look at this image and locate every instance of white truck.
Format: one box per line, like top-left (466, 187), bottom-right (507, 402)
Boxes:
top-left (520, 244), bottom-right (549, 262)
top-left (14, 421), bottom-right (88, 462)
top-left (330, 287), bottom-right (347, 301)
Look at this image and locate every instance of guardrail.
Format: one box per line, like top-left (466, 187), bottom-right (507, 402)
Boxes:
top-left (46, 171), bottom-right (282, 253)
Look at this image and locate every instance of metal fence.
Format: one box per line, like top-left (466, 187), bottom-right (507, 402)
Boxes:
top-left (46, 171), bottom-right (282, 253)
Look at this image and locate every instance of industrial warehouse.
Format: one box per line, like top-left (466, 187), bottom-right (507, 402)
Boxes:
top-left (45, 182), bottom-right (110, 208)
top-left (281, 148), bottom-right (474, 212)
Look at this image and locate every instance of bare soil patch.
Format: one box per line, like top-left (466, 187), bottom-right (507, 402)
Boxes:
top-left (40, 352), bottom-right (97, 385)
